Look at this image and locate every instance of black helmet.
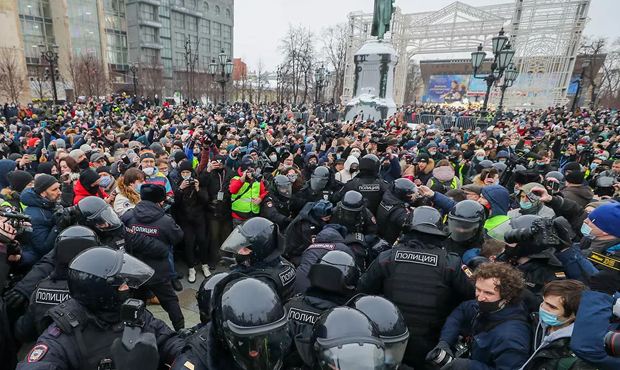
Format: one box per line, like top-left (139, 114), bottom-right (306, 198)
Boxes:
top-left (447, 200), bottom-right (486, 242)
top-left (503, 214), bottom-right (545, 257)
top-left (76, 196), bottom-right (122, 232)
top-left (68, 247), bottom-right (154, 312)
top-left (221, 217), bottom-right (280, 265)
top-left (310, 166), bottom-right (331, 192)
top-left (273, 174), bottom-right (292, 198)
top-left (349, 295), bottom-right (409, 370)
top-left (219, 277), bottom-right (291, 370)
top-left (392, 178), bottom-right (417, 201)
top-left (55, 225), bottom-right (99, 277)
top-left (407, 206), bottom-right (446, 236)
top-left (341, 190), bottom-right (364, 212)
top-left (311, 199), bottom-right (333, 219)
top-left (196, 272), bottom-right (229, 323)
top-left (308, 250), bottom-right (360, 293)
top-left (312, 307), bottom-right (384, 370)
top-left (359, 154), bottom-right (380, 176)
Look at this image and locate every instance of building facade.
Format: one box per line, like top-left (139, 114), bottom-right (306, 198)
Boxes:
top-left (1, 0), bottom-right (233, 102)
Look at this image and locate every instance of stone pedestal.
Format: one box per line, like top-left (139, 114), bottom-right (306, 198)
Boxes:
top-left (345, 39), bottom-right (398, 121)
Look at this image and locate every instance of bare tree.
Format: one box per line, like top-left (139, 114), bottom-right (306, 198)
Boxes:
top-left (321, 24), bottom-right (347, 103)
top-left (580, 37), bottom-right (606, 108)
top-left (255, 59), bottom-right (270, 103)
top-left (29, 64), bottom-right (48, 102)
top-left (598, 38), bottom-right (620, 109)
top-left (280, 25), bottom-right (315, 105)
top-left (139, 64), bottom-right (164, 98)
top-left (68, 53), bottom-right (109, 98)
top-left (404, 59), bottom-right (423, 105)
top-left (0, 48), bottom-right (27, 103)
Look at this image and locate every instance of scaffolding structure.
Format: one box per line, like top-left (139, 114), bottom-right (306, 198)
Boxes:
top-left (343, 0), bottom-right (591, 109)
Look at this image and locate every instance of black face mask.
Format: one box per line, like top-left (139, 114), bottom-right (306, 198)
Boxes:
top-left (79, 159), bottom-right (90, 169)
top-left (478, 300), bottom-right (504, 314)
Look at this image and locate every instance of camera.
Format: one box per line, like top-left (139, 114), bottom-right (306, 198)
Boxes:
top-left (504, 218), bottom-right (561, 246)
top-left (0, 211), bottom-right (32, 236)
top-left (120, 298), bottom-right (146, 328)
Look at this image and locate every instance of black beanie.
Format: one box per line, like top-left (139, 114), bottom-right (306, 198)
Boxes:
top-left (564, 162), bottom-right (582, 173)
top-left (8, 170), bottom-right (33, 193)
top-left (178, 159), bottom-right (193, 172)
top-left (565, 170), bottom-right (585, 184)
top-left (79, 169), bottom-right (100, 188)
top-left (36, 162), bottom-right (54, 175)
top-left (140, 183), bottom-right (166, 203)
top-left (33, 174), bottom-right (58, 194)
top-left (173, 151), bottom-right (187, 163)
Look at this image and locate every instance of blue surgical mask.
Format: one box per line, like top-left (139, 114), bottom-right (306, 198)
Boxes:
top-left (539, 306), bottom-right (568, 327)
top-left (580, 222), bottom-right (592, 237)
top-left (134, 183), bottom-right (142, 193)
top-left (99, 175), bottom-right (112, 188)
top-left (520, 200), bottom-right (534, 210)
top-left (590, 163), bottom-right (599, 171)
top-left (476, 156), bottom-right (485, 162)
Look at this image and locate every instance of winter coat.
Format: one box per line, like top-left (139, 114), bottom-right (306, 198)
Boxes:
top-left (335, 156), bottom-right (358, 184)
top-left (560, 186), bottom-right (594, 209)
top-left (72, 179), bottom-right (108, 205)
top-left (173, 179), bottom-right (209, 223)
top-left (508, 204), bottom-right (556, 219)
top-left (19, 189), bottom-right (59, 267)
top-left (113, 192), bottom-right (136, 217)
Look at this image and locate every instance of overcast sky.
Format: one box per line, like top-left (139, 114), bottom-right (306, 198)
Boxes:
top-left (233, 0), bottom-right (618, 72)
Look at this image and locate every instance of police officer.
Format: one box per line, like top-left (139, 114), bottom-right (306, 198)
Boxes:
top-left (260, 174), bottom-right (293, 230)
top-left (17, 246), bottom-right (184, 369)
top-left (286, 250), bottom-right (360, 368)
top-left (376, 178), bottom-right (417, 245)
top-left (171, 276), bottom-right (292, 370)
top-left (14, 226), bottom-right (99, 343)
top-left (291, 166), bottom-right (337, 215)
top-left (349, 295), bottom-right (410, 370)
top-left (358, 206), bottom-right (474, 369)
top-left (221, 217), bottom-right (297, 301)
top-left (311, 306), bottom-right (386, 369)
top-left (336, 154), bottom-right (388, 215)
top-left (284, 199), bottom-right (333, 263)
top-left (445, 200), bottom-right (486, 257)
top-left (331, 190), bottom-right (378, 235)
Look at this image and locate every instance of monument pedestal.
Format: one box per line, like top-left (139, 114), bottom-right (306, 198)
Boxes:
top-left (345, 39), bottom-right (398, 121)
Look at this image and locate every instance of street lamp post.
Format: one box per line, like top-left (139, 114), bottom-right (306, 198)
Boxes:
top-left (39, 44), bottom-right (59, 105)
top-left (470, 28), bottom-right (515, 115)
top-left (497, 63), bottom-right (518, 115)
top-left (314, 64), bottom-right (327, 116)
top-left (208, 50), bottom-right (233, 104)
top-left (129, 64), bottom-right (138, 96)
top-left (571, 60), bottom-right (590, 112)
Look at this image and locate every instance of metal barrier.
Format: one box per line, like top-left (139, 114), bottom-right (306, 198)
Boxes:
top-left (411, 114), bottom-right (480, 130)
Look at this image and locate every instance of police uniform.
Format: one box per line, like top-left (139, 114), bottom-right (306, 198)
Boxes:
top-left (16, 298), bottom-right (184, 370)
top-left (170, 323), bottom-right (240, 370)
top-left (376, 191), bottom-right (411, 245)
top-left (330, 207), bottom-right (378, 235)
top-left (357, 235), bottom-right (474, 369)
top-left (234, 257), bottom-right (297, 301)
top-left (337, 177), bottom-right (388, 216)
top-left (260, 193), bottom-right (292, 231)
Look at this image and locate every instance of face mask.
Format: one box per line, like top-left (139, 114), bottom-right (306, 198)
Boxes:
top-left (539, 306), bottom-right (569, 327)
top-left (520, 200), bottom-right (534, 210)
top-left (577, 145), bottom-right (584, 151)
top-left (287, 174), bottom-right (298, 183)
top-left (99, 175), bottom-right (112, 188)
top-left (143, 167), bottom-right (156, 176)
top-left (269, 154), bottom-right (278, 162)
top-left (580, 222), bottom-right (592, 237)
top-left (499, 159), bottom-right (507, 164)
top-left (523, 148), bottom-right (530, 154)
top-left (170, 162), bottom-right (177, 169)
top-left (351, 151), bottom-right (361, 158)
top-left (193, 149), bottom-right (200, 155)
top-left (182, 173), bottom-right (192, 180)
top-left (590, 163), bottom-right (599, 171)
top-left (478, 300), bottom-right (504, 314)
top-left (476, 156), bottom-right (485, 162)
top-left (134, 183), bottom-right (142, 193)
top-left (537, 162), bottom-right (546, 167)
top-left (510, 144), bottom-right (517, 149)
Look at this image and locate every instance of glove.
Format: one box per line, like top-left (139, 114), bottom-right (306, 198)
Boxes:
top-left (441, 358), bottom-right (472, 370)
top-left (4, 289), bottom-right (28, 311)
top-left (589, 270), bottom-right (620, 295)
top-left (425, 341), bottom-right (453, 363)
top-left (111, 332), bottom-right (159, 370)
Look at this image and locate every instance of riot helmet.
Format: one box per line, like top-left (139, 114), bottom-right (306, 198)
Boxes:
top-left (219, 277), bottom-right (291, 370)
top-left (447, 200), bottom-right (486, 242)
top-left (502, 214), bottom-right (544, 257)
top-left (68, 247), bottom-right (154, 312)
top-left (349, 295), bottom-right (409, 370)
top-left (55, 225), bottom-right (100, 277)
top-left (310, 166), bottom-right (331, 192)
top-left (336, 191), bottom-right (364, 228)
top-left (221, 217), bottom-right (280, 266)
top-left (308, 250), bottom-right (360, 294)
top-left (77, 196), bottom-right (122, 232)
top-left (407, 206), bottom-right (446, 236)
top-left (273, 175), bottom-right (292, 198)
top-left (311, 199), bottom-right (333, 219)
top-left (196, 272), bottom-right (229, 323)
top-left (312, 307), bottom-right (385, 370)
top-left (359, 154), bottom-right (380, 177)
top-left (392, 178), bottom-right (417, 202)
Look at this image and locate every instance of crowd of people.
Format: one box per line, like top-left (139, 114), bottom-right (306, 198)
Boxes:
top-left (0, 96), bottom-right (619, 369)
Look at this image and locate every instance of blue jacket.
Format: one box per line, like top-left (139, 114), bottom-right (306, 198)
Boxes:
top-left (379, 156), bottom-right (402, 183)
top-left (19, 189), bottom-right (59, 267)
top-left (571, 291), bottom-right (620, 370)
top-left (555, 245), bottom-right (598, 283)
top-left (440, 300), bottom-right (531, 370)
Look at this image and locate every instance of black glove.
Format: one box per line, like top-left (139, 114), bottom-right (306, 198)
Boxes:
top-left (589, 269), bottom-right (620, 295)
top-left (4, 289), bottom-right (28, 311)
top-left (111, 332), bottom-right (159, 370)
top-left (425, 341), bottom-right (453, 363)
top-left (53, 207), bottom-right (75, 230)
top-left (441, 358), bottom-right (472, 370)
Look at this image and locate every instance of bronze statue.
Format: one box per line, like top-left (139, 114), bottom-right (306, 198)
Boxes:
top-left (371, 0), bottom-right (395, 40)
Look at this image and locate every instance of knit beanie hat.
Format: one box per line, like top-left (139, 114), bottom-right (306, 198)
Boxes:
top-left (564, 170), bottom-right (585, 185)
top-left (79, 169), bottom-right (100, 188)
top-left (140, 184), bottom-right (166, 203)
top-left (8, 170), bottom-right (33, 193)
top-left (33, 174), bottom-right (58, 194)
top-left (36, 162), bottom-right (54, 175)
top-left (589, 202), bottom-right (620, 238)
top-left (178, 159), bottom-right (193, 172)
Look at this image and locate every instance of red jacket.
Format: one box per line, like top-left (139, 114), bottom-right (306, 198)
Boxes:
top-left (73, 180), bottom-right (108, 205)
top-left (228, 167), bottom-right (268, 220)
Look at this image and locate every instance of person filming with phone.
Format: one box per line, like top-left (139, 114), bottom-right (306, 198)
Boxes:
top-left (229, 155), bottom-right (267, 227)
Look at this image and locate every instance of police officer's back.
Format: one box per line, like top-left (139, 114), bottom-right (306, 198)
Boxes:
top-left (260, 175), bottom-right (293, 231)
top-left (336, 154), bottom-right (388, 215)
top-left (358, 206), bottom-right (474, 370)
top-left (284, 200), bottom-right (333, 263)
top-left (221, 217), bottom-right (297, 301)
top-left (376, 178), bottom-right (417, 245)
top-left (17, 247), bottom-right (184, 369)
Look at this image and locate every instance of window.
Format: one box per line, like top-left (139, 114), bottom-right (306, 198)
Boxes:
top-left (160, 17), bottom-right (171, 37)
top-left (163, 58), bottom-right (173, 77)
top-left (174, 32), bottom-right (185, 48)
top-left (200, 20), bottom-right (210, 35)
top-left (187, 16), bottom-right (197, 32)
top-left (222, 25), bottom-right (231, 39)
top-left (142, 48), bottom-right (158, 64)
top-left (172, 12), bottom-right (184, 29)
top-left (141, 26), bottom-right (157, 43)
top-left (141, 4), bottom-right (156, 21)
top-left (212, 22), bottom-right (220, 37)
top-left (200, 37), bottom-right (210, 57)
top-left (204, 1), bottom-right (209, 13)
top-left (225, 8), bottom-right (231, 18)
top-left (175, 51), bottom-right (185, 68)
top-left (215, 5), bottom-right (220, 14)
top-left (212, 40), bottom-right (220, 54)
top-left (223, 42), bottom-right (231, 56)
top-left (161, 38), bottom-right (172, 58)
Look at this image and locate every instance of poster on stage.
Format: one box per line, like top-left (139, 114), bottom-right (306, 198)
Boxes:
top-left (424, 75), bottom-right (470, 103)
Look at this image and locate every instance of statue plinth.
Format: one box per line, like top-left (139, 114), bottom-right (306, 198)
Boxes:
top-left (345, 39), bottom-right (398, 121)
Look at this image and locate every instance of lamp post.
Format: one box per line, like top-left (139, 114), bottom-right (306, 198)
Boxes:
top-left (129, 64), bottom-right (138, 96)
top-left (208, 49), bottom-right (233, 104)
top-left (314, 64), bottom-right (327, 116)
top-left (496, 63), bottom-right (518, 116)
top-left (470, 28), bottom-right (515, 115)
top-left (571, 59), bottom-right (590, 112)
top-left (39, 44), bottom-right (59, 105)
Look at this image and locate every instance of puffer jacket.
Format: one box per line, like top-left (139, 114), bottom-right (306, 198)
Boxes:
top-left (19, 189), bottom-right (59, 267)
